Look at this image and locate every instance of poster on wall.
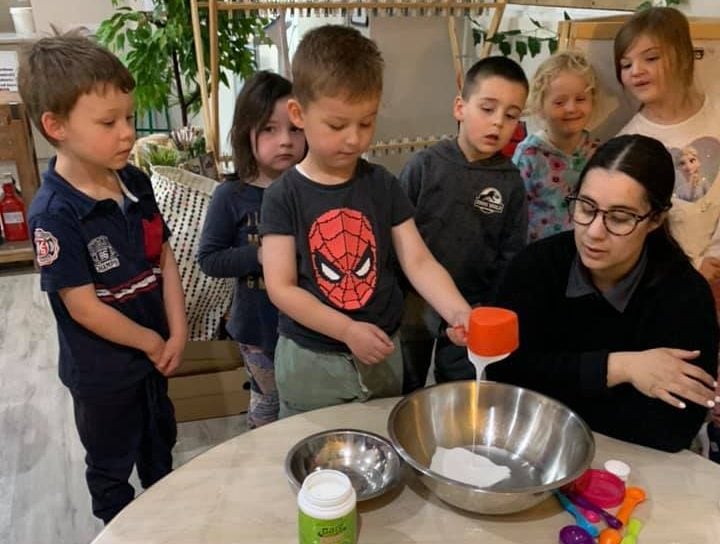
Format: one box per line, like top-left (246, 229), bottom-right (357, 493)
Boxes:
top-left (0, 51), bottom-right (18, 92)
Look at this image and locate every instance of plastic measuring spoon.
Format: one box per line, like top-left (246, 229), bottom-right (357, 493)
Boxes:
top-left (555, 490), bottom-right (600, 538)
top-left (579, 507), bottom-right (601, 523)
top-left (567, 491), bottom-right (623, 529)
top-left (559, 525), bottom-right (594, 544)
top-left (598, 528), bottom-right (622, 544)
top-left (620, 517), bottom-right (644, 544)
top-left (616, 487), bottom-right (647, 526)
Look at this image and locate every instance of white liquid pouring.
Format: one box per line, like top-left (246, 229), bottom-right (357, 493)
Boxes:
top-left (428, 350), bottom-right (514, 488)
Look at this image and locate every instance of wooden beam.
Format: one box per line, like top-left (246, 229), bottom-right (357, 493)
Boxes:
top-left (209, 0), bottom-right (220, 161)
top-left (506, 0), bottom-right (636, 10)
top-left (558, 16), bottom-right (720, 46)
top-left (198, 1), bottom-right (501, 11)
top-left (189, 0), bottom-right (214, 157)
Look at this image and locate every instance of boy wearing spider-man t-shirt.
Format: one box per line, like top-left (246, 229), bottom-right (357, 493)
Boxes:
top-left (260, 25), bottom-right (471, 417)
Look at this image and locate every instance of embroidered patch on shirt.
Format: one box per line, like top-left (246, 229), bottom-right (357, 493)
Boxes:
top-left (34, 228), bottom-right (60, 266)
top-left (474, 187), bottom-right (505, 214)
top-left (88, 235), bottom-right (120, 273)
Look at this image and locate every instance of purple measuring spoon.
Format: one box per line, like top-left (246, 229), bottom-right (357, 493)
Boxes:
top-left (559, 525), bottom-right (594, 544)
top-left (568, 491), bottom-right (623, 530)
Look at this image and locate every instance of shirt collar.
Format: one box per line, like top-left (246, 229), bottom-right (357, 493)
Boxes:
top-left (566, 249), bottom-right (648, 312)
top-left (541, 130), bottom-right (591, 154)
top-left (43, 157), bottom-right (138, 218)
top-left (117, 174), bottom-right (139, 203)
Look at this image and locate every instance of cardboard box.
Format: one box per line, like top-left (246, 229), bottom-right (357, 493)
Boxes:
top-left (168, 340), bottom-right (250, 422)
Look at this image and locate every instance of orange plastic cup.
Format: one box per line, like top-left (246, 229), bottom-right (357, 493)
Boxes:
top-left (467, 307), bottom-right (519, 357)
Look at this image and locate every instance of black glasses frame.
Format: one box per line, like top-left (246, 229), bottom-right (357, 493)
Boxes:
top-left (565, 195), bottom-right (654, 237)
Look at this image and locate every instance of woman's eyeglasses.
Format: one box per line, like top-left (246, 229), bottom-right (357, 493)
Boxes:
top-left (565, 196), bottom-right (654, 236)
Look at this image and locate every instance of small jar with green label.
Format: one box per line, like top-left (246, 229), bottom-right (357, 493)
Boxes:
top-left (298, 469), bottom-right (357, 544)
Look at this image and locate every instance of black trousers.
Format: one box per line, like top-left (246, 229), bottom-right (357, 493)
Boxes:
top-left (71, 372), bottom-right (176, 523)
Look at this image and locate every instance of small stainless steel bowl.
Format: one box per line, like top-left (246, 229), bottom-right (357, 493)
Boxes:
top-left (285, 429), bottom-right (402, 501)
top-left (387, 381), bottom-right (595, 514)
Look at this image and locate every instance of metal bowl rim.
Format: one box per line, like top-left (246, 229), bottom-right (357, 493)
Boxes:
top-left (284, 427), bottom-right (402, 501)
top-left (386, 380), bottom-right (596, 495)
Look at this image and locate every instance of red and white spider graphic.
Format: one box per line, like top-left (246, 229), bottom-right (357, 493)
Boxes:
top-left (307, 208), bottom-right (377, 310)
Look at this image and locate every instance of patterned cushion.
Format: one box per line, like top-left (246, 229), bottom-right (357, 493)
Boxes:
top-left (150, 166), bottom-right (233, 341)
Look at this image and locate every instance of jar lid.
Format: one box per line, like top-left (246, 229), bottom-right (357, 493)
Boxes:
top-left (302, 469), bottom-right (354, 506)
top-left (604, 459), bottom-right (631, 482)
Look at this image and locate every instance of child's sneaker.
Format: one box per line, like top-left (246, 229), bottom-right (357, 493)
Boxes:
top-left (707, 422), bottom-right (720, 464)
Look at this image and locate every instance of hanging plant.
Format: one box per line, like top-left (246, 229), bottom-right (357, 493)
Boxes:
top-left (472, 0), bottom-right (686, 61)
top-left (471, 16), bottom-right (561, 62)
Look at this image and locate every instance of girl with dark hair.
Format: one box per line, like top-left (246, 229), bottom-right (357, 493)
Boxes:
top-left (486, 135), bottom-right (719, 453)
top-left (198, 71), bottom-right (306, 428)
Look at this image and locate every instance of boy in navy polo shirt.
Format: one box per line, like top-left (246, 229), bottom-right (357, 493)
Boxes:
top-left (19, 33), bottom-right (187, 523)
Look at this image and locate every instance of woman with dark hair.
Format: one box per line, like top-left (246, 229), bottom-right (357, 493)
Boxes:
top-left (486, 134), bottom-right (719, 452)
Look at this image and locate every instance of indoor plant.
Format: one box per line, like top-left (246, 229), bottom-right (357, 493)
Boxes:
top-left (97, 0), bottom-right (266, 127)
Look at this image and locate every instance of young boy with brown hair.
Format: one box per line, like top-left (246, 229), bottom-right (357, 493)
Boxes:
top-left (260, 25), bottom-right (471, 416)
top-left (399, 56), bottom-right (529, 389)
top-left (19, 33), bottom-right (187, 523)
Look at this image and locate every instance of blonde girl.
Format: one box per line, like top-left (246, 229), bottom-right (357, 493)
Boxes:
top-left (513, 50), bottom-right (600, 242)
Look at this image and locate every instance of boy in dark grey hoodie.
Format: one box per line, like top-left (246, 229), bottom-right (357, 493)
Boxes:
top-left (399, 56), bottom-right (529, 389)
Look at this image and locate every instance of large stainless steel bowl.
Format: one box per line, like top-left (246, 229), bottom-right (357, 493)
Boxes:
top-left (285, 429), bottom-right (402, 501)
top-left (387, 381), bottom-right (594, 514)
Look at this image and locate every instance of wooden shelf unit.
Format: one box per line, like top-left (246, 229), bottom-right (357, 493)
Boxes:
top-left (0, 91), bottom-right (39, 264)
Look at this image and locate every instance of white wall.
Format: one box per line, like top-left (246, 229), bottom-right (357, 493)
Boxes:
top-left (680, 0), bottom-right (718, 17)
top-left (30, 0), bottom-right (113, 33)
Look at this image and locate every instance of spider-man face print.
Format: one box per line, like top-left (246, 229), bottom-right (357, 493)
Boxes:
top-left (308, 208), bottom-right (377, 310)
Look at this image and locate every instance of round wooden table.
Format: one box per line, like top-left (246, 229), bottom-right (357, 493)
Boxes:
top-left (92, 397), bottom-right (720, 543)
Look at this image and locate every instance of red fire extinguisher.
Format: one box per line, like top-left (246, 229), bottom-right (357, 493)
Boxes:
top-left (0, 176), bottom-right (29, 242)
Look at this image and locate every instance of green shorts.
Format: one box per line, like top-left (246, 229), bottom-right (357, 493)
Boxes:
top-left (275, 334), bottom-right (403, 418)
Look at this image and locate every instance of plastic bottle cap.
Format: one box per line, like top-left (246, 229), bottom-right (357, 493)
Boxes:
top-left (467, 307), bottom-right (519, 357)
top-left (604, 459), bottom-right (631, 482)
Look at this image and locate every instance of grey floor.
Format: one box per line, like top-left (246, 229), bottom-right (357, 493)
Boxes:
top-left (0, 266), bottom-right (248, 544)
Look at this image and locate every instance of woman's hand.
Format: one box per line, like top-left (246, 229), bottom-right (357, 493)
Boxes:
top-left (608, 348), bottom-right (718, 409)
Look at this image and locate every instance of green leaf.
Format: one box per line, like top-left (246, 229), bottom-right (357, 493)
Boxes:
top-left (563, 11), bottom-right (571, 21)
top-left (515, 40), bottom-right (528, 62)
top-left (635, 1), bottom-right (653, 9)
top-left (472, 28), bottom-right (484, 46)
top-left (487, 33), bottom-right (507, 44)
top-left (548, 38), bottom-right (559, 54)
top-left (528, 36), bottom-right (541, 57)
top-left (529, 18), bottom-right (543, 29)
top-left (499, 41), bottom-right (512, 56)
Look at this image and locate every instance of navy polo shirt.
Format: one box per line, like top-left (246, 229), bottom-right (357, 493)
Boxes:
top-left (29, 158), bottom-right (171, 395)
